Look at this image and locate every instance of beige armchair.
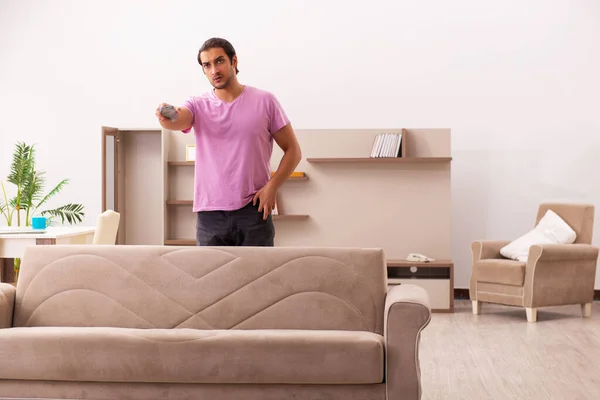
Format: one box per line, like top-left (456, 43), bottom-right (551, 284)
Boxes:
top-left (470, 203), bottom-right (598, 322)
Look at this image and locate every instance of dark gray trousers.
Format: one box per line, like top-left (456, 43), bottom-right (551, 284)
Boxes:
top-left (196, 200), bottom-right (275, 246)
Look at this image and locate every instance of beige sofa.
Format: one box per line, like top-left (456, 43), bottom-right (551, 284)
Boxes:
top-left (0, 245), bottom-right (431, 400)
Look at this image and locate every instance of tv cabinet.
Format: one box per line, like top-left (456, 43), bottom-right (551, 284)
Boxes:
top-left (387, 260), bottom-right (454, 312)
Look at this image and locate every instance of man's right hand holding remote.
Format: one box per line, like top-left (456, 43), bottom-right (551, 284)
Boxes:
top-left (155, 103), bottom-right (193, 131)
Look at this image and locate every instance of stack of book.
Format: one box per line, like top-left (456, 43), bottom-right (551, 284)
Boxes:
top-left (370, 133), bottom-right (402, 158)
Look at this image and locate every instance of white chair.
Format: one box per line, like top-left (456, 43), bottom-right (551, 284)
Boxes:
top-left (93, 210), bottom-right (120, 245)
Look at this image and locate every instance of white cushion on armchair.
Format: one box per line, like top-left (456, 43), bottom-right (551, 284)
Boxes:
top-left (500, 209), bottom-right (577, 262)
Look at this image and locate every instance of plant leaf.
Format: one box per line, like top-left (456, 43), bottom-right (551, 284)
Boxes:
top-left (22, 169), bottom-right (45, 207)
top-left (0, 184), bottom-right (5, 215)
top-left (8, 142), bottom-right (35, 227)
top-left (41, 203), bottom-right (85, 225)
top-left (0, 198), bottom-right (6, 220)
top-left (8, 142), bottom-right (35, 188)
top-left (0, 181), bottom-right (13, 226)
top-left (33, 178), bottom-right (69, 212)
top-left (21, 169), bottom-right (47, 225)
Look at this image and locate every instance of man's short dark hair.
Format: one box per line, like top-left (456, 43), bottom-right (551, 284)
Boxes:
top-left (197, 37), bottom-right (239, 74)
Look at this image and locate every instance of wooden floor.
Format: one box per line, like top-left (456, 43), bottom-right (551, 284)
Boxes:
top-left (419, 300), bottom-right (600, 399)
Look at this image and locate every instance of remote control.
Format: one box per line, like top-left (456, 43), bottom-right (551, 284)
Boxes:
top-left (160, 105), bottom-right (178, 121)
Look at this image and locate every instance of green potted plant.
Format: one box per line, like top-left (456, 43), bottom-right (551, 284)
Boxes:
top-left (0, 142), bottom-right (85, 280)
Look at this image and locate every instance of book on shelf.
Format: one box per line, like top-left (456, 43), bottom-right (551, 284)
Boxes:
top-left (370, 132), bottom-right (402, 158)
top-left (271, 171), bottom-right (305, 178)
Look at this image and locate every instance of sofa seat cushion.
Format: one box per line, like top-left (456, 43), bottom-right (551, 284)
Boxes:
top-left (474, 259), bottom-right (526, 286)
top-left (0, 327), bottom-right (384, 384)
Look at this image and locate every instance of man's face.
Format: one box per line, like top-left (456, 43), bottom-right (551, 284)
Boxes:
top-left (199, 48), bottom-right (236, 89)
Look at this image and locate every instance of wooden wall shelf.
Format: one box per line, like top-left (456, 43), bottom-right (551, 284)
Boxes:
top-left (166, 201), bottom-right (309, 218)
top-left (167, 200), bottom-right (193, 205)
top-left (166, 213), bottom-right (308, 223)
top-left (272, 214), bottom-right (309, 220)
top-left (306, 157), bottom-right (452, 163)
top-left (168, 161), bottom-right (194, 166)
top-left (168, 161), bottom-right (309, 181)
top-left (164, 212), bottom-right (309, 220)
top-left (387, 260), bottom-right (454, 268)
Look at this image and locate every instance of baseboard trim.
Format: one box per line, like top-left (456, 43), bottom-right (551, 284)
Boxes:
top-left (454, 289), bottom-right (600, 301)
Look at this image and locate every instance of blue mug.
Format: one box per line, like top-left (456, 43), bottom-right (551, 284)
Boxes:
top-left (31, 216), bottom-right (47, 230)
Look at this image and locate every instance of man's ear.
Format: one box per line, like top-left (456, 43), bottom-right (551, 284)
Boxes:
top-left (232, 55), bottom-right (238, 69)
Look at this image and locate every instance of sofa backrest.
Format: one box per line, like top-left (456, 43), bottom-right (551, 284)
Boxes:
top-left (13, 245), bottom-right (388, 335)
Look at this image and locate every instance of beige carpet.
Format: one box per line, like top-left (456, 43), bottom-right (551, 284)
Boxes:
top-left (419, 300), bottom-right (600, 400)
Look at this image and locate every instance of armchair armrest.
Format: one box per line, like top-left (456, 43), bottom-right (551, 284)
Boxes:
top-left (528, 243), bottom-right (599, 262)
top-left (524, 244), bottom-right (600, 308)
top-left (384, 284), bottom-right (431, 400)
top-left (471, 240), bottom-right (511, 262)
top-left (0, 283), bottom-right (16, 328)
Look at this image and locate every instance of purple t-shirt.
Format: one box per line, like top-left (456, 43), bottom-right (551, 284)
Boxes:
top-left (181, 85), bottom-right (290, 212)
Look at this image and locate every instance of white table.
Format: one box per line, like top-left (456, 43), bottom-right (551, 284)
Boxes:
top-left (0, 226), bottom-right (95, 282)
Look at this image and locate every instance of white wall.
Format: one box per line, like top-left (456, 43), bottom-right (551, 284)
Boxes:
top-left (1, 0), bottom-right (599, 288)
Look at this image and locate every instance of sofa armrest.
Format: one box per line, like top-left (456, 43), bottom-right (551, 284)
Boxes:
top-left (0, 283), bottom-right (16, 329)
top-left (524, 244), bottom-right (600, 308)
top-left (384, 284), bottom-right (431, 400)
top-left (471, 240), bottom-right (511, 262)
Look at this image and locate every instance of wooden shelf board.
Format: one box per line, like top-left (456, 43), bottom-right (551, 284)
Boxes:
top-left (167, 162), bottom-right (308, 181)
top-left (166, 200), bottom-right (193, 205)
top-left (272, 214), bottom-right (309, 220)
top-left (306, 157), bottom-right (452, 163)
top-left (120, 128), bottom-right (162, 133)
top-left (164, 203), bottom-right (309, 221)
top-left (387, 259), bottom-right (454, 268)
top-left (168, 161), bottom-right (194, 166)
top-left (166, 201), bottom-right (310, 219)
top-left (271, 172), bottom-right (307, 181)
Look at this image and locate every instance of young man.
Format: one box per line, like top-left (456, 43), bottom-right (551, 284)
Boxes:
top-left (156, 37), bottom-right (302, 247)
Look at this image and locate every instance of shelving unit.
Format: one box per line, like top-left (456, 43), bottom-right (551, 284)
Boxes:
top-left (101, 127), bottom-right (452, 311)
